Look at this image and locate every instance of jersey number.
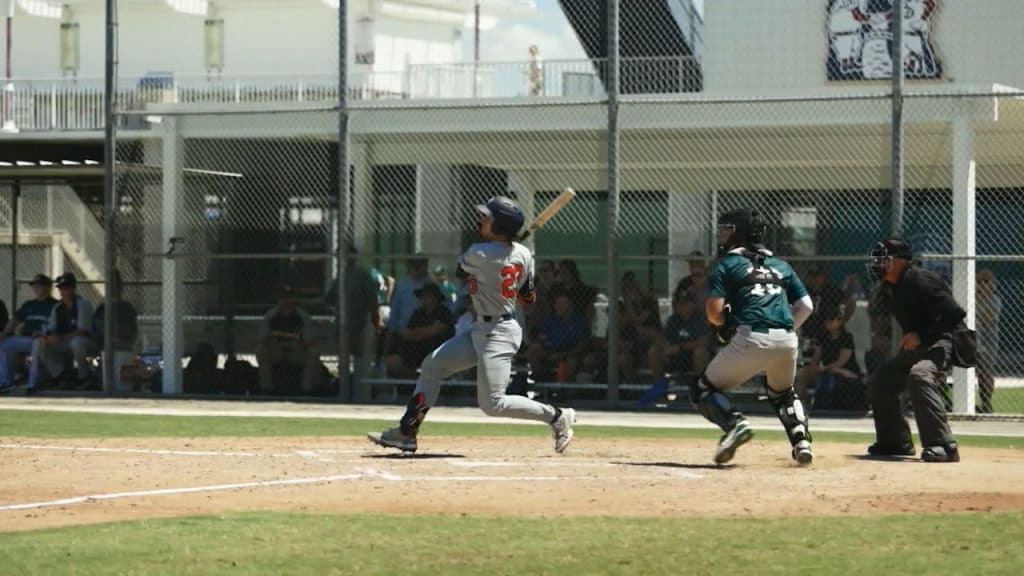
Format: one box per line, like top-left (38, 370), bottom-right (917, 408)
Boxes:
top-left (750, 283), bottom-right (783, 297)
top-left (500, 264), bottom-right (525, 298)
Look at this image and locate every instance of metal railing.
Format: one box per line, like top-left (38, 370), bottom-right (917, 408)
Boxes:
top-left (0, 56), bottom-right (700, 131)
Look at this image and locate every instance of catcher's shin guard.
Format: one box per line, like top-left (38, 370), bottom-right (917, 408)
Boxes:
top-left (690, 374), bottom-right (744, 432)
top-left (399, 392), bottom-right (430, 436)
top-left (767, 386), bottom-right (811, 446)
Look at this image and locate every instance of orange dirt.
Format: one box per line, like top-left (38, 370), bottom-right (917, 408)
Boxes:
top-left (1, 436), bottom-right (1022, 532)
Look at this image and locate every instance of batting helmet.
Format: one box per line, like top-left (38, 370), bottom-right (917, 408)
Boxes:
top-left (476, 196), bottom-right (525, 239)
top-left (716, 208), bottom-right (766, 255)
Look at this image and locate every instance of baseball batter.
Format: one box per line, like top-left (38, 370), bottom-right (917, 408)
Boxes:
top-left (691, 208), bottom-right (815, 465)
top-left (368, 196), bottom-right (576, 454)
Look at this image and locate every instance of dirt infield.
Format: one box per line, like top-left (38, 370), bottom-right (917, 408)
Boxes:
top-left (2, 435), bottom-right (1023, 533)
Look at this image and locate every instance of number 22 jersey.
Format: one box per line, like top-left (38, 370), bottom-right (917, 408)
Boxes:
top-left (708, 249), bottom-right (808, 331)
top-left (459, 241), bottom-right (534, 318)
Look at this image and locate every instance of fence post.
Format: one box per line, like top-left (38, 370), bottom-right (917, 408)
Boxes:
top-left (890, 0), bottom-right (905, 235)
top-left (605, 0), bottom-right (621, 405)
top-left (161, 116), bottom-right (185, 395)
top-left (337, 0), bottom-right (352, 401)
top-left (952, 106), bottom-right (977, 414)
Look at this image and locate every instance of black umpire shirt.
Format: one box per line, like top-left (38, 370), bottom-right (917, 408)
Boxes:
top-left (876, 265), bottom-right (966, 346)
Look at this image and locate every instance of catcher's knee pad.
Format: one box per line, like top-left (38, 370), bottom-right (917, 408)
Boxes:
top-left (400, 392), bottom-right (430, 436)
top-left (766, 386), bottom-right (810, 445)
top-left (690, 374), bottom-right (742, 432)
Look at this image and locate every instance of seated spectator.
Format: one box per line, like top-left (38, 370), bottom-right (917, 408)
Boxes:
top-left (802, 265), bottom-right (856, 343)
top-left (647, 291), bottom-right (711, 382)
top-left (384, 255), bottom-right (430, 353)
top-left (91, 271), bottom-right (139, 352)
top-left (0, 274), bottom-right (57, 391)
top-left (797, 305), bottom-right (862, 411)
top-left (432, 265), bottom-right (458, 310)
top-left (617, 274), bottom-right (663, 382)
top-left (28, 273), bottom-right (96, 391)
top-left (256, 285), bottom-right (319, 394)
top-left (384, 282), bottom-right (454, 379)
top-left (555, 259), bottom-right (598, 330)
top-left (526, 293), bottom-right (591, 382)
top-left (672, 251), bottom-right (709, 313)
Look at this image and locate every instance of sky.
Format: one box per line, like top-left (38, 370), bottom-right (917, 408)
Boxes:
top-left (465, 0), bottom-right (704, 62)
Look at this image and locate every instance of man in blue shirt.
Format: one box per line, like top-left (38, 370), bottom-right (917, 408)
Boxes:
top-left (0, 275), bottom-right (57, 391)
top-left (384, 255), bottom-right (430, 353)
top-left (28, 273), bottom-right (96, 390)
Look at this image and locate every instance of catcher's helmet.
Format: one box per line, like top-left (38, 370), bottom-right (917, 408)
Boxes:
top-left (716, 208), bottom-right (766, 255)
top-left (476, 196), bottom-right (525, 239)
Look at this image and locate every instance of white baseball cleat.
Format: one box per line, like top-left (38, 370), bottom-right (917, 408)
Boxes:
top-left (792, 440), bottom-right (814, 466)
top-left (714, 419), bottom-right (754, 465)
top-left (550, 408), bottom-right (576, 454)
top-left (367, 427), bottom-right (418, 453)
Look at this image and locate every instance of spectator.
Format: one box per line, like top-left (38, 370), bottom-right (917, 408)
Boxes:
top-left (0, 274), bottom-right (57, 391)
top-left (802, 265), bottom-right (856, 343)
top-left (0, 297), bottom-right (8, 336)
top-left (529, 260), bottom-right (559, 332)
top-left (383, 282), bottom-right (454, 379)
top-left (555, 260), bottom-right (597, 329)
top-left (976, 268), bottom-right (1001, 413)
top-left (648, 290), bottom-right (711, 382)
top-left (526, 292), bottom-right (591, 382)
top-left (325, 249), bottom-right (382, 368)
top-left (432, 265), bottom-right (458, 309)
top-left (797, 305), bottom-right (862, 411)
top-left (842, 270), bottom-right (868, 302)
top-left (617, 275), bottom-right (663, 382)
top-left (672, 251), bottom-right (710, 313)
top-left (368, 265), bottom-right (395, 327)
top-left (385, 255), bottom-right (430, 350)
top-left (256, 285), bottom-right (319, 393)
top-left (91, 271), bottom-right (139, 352)
top-left (28, 273), bottom-right (96, 391)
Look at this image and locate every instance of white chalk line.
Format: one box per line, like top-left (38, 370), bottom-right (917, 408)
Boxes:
top-left (0, 443), bottom-right (361, 460)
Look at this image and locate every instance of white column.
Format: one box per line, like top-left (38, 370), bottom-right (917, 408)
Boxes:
top-left (351, 142), bottom-right (373, 253)
top-left (161, 117), bottom-right (185, 396)
top-left (951, 111), bottom-right (977, 414)
top-left (668, 188), bottom-right (710, 295)
top-left (508, 171), bottom-right (535, 250)
top-left (416, 165), bottom-right (461, 263)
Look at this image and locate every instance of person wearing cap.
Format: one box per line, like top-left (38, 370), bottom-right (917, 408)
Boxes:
top-left (0, 274), bottom-right (58, 391)
top-left (383, 282), bottom-right (454, 379)
top-left (257, 285), bottom-right (318, 394)
top-left (91, 271), bottom-right (139, 353)
top-left (802, 264), bottom-right (856, 344)
top-left (866, 238), bottom-right (971, 463)
top-left (28, 273), bottom-right (96, 390)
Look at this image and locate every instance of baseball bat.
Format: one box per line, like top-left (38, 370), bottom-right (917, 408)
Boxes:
top-left (519, 187), bottom-right (576, 242)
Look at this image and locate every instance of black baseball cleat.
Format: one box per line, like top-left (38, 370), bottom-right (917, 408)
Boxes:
top-left (921, 442), bottom-right (960, 463)
top-left (867, 441), bottom-right (916, 457)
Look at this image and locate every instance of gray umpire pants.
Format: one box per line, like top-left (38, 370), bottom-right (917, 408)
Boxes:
top-left (704, 326), bottom-right (799, 393)
top-left (869, 338), bottom-right (955, 448)
top-left (412, 318), bottom-right (557, 423)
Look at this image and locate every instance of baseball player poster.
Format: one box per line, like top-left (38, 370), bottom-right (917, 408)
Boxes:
top-left (826, 0), bottom-right (942, 81)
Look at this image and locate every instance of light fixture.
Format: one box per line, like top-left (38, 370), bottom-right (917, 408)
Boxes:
top-left (163, 0), bottom-right (208, 17)
top-left (16, 0), bottom-right (62, 19)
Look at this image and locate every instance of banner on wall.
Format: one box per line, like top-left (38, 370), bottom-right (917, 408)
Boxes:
top-left (826, 0), bottom-right (942, 81)
top-left (355, 14), bottom-right (375, 66)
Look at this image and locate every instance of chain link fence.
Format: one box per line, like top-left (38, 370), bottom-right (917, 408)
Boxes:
top-left (1, 0), bottom-right (1010, 418)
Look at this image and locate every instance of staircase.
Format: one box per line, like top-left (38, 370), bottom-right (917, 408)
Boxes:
top-left (0, 186), bottom-right (106, 297)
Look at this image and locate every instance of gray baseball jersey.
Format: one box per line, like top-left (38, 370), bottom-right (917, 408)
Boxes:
top-left (406, 239), bottom-right (555, 425)
top-left (458, 241), bottom-right (534, 318)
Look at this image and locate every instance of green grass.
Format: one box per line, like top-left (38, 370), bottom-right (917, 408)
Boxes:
top-left (0, 511), bottom-right (1021, 575)
top-left (992, 387), bottom-right (1024, 414)
top-left (0, 409), bottom-right (1020, 449)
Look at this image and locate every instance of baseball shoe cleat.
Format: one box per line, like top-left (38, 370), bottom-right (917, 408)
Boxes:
top-left (550, 408), bottom-right (576, 454)
top-left (792, 440), bottom-right (814, 466)
top-left (714, 419), bottom-right (754, 465)
top-left (921, 442), bottom-right (960, 463)
top-left (367, 427), bottom-right (418, 453)
top-left (867, 441), bottom-right (916, 457)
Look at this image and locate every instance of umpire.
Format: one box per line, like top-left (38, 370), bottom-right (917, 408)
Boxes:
top-left (866, 238), bottom-right (972, 463)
